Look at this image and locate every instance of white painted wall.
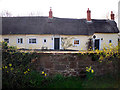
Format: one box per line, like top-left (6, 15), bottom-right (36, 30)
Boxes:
top-left (0, 35), bottom-right (2, 42)
top-left (2, 35), bottom-right (54, 49)
top-left (94, 33), bottom-right (118, 49)
top-left (118, 1), bottom-right (120, 36)
top-left (0, 17), bottom-right (2, 42)
top-left (1, 34), bottom-right (118, 50)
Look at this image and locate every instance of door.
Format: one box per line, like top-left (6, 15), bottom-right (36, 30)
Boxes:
top-left (54, 38), bottom-right (60, 50)
top-left (95, 39), bottom-right (100, 50)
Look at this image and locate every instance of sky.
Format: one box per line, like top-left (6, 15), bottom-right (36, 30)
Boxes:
top-left (0, 0), bottom-right (119, 21)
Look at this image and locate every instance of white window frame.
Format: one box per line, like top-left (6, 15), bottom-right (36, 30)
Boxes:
top-left (43, 39), bottom-right (47, 43)
top-left (28, 38), bottom-right (37, 44)
top-left (52, 35), bottom-right (61, 50)
top-left (73, 39), bottom-right (80, 46)
top-left (4, 38), bottom-right (9, 43)
top-left (17, 38), bottom-right (23, 44)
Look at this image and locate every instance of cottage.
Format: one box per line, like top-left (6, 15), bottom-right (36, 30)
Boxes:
top-left (0, 8), bottom-right (119, 50)
top-left (118, 1), bottom-right (120, 39)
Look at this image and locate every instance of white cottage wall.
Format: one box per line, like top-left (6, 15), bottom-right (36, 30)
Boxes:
top-left (2, 34), bottom-right (118, 50)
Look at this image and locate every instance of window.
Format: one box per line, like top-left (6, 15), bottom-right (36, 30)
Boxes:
top-left (4, 38), bottom-right (9, 43)
top-left (73, 39), bottom-right (80, 46)
top-left (43, 39), bottom-right (46, 43)
top-left (29, 38), bottom-right (36, 44)
top-left (17, 38), bottom-right (23, 44)
top-left (109, 40), bottom-right (112, 43)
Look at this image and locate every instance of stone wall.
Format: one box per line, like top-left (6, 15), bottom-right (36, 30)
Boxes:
top-left (32, 53), bottom-right (118, 77)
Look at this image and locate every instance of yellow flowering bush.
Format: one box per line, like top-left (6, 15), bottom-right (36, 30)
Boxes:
top-left (86, 66), bottom-right (94, 73)
top-left (2, 47), bottom-right (37, 88)
top-left (86, 66), bottom-right (95, 80)
top-left (42, 71), bottom-right (47, 77)
top-left (9, 64), bottom-right (12, 67)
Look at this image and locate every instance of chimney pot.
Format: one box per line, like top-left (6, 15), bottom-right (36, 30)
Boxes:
top-left (110, 11), bottom-right (115, 20)
top-left (87, 8), bottom-right (91, 21)
top-left (49, 7), bottom-right (53, 18)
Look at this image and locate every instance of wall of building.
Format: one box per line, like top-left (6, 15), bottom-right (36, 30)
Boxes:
top-left (94, 33), bottom-right (118, 49)
top-left (2, 34), bottom-right (90, 50)
top-left (2, 35), bottom-right (53, 49)
top-left (0, 35), bottom-right (2, 42)
top-left (118, 1), bottom-right (120, 39)
top-left (0, 17), bottom-right (2, 42)
top-left (118, 1), bottom-right (120, 32)
top-left (60, 35), bottom-right (90, 50)
top-left (1, 33), bottom-right (118, 50)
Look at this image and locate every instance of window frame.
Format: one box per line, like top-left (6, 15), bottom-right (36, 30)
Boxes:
top-left (17, 38), bottom-right (23, 44)
top-left (4, 38), bottom-right (9, 43)
top-left (73, 39), bottom-right (80, 46)
top-left (43, 39), bottom-right (47, 43)
top-left (28, 38), bottom-right (37, 44)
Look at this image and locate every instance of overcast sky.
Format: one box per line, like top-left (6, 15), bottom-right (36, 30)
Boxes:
top-left (0, 0), bottom-right (119, 21)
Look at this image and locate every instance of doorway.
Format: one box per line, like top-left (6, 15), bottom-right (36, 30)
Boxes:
top-left (94, 39), bottom-right (100, 50)
top-left (54, 38), bottom-right (60, 50)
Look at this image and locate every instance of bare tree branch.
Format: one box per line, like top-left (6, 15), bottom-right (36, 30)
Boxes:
top-left (0, 10), bottom-right (12, 17)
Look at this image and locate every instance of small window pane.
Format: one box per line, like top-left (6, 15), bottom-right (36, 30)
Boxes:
top-left (74, 40), bottom-right (79, 44)
top-left (29, 38), bottom-right (36, 44)
top-left (18, 38), bottom-right (23, 44)
top-left (32, 39), bottom-right (36, 43)
top-left (44, 39), bottom-right (46, 42)
top-left (29, 39), bottom-right (32, 43)
top-left (21, 38), bottom-right (23, 43)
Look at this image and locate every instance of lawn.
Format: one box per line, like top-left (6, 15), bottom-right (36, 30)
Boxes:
top-left (3, 70), bottom-right (120, 88)
top-left (43, 73), bottom-right (120, 88)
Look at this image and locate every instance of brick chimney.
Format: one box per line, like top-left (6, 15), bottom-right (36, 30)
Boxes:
top-left (49, 7), bottom-right (53, 18)
top-left (87, 8), bottom-right (91, 21)
top-left (110, 11), bottom-right (114, 20)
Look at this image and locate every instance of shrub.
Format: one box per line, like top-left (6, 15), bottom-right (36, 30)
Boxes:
top-left (2, 50), bottom-right (37, 88)
top-left (86, 38), bottom-right (93, 51)
top-left (2, 41), bottom-right (8, 50)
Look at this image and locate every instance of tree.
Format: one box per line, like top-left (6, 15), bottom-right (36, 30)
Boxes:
top-left (61, 37), bottom-right (74, 50)
top-left (86, 38), bottom-right (93, 51)
top-left (0, 10), bottom-right (12, 17)
top-left (28, 11), bottom-right (42, 16)
top-left (103, 11), bottom-right (118, 20)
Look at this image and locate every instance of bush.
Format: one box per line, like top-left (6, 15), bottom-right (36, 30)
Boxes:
top-left (2, 50), bottom-right (38, 88)
top-left (2, 41), bottom-right (8, 50)
top-left (86, 38), bottom-right (93, 51)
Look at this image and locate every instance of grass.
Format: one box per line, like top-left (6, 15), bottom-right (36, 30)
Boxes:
top-left (44, 73), bottom-right (120, 88)
top-left (84, 73), bottom-right (120, 88)
top-left (45, 76), bottom-right (83, 88)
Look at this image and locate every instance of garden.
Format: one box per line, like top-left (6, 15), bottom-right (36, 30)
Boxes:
top-left (1, 41), bottom-right (120, 88)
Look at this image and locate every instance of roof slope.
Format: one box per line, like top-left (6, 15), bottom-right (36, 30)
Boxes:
top-left (2, 17), bottom-right (119, 35)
